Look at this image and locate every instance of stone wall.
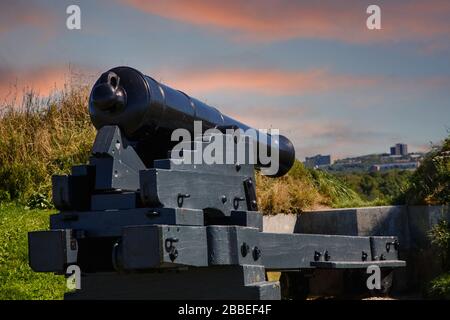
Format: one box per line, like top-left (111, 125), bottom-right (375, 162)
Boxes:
top-left (263, 205), bottom-right (449, 294)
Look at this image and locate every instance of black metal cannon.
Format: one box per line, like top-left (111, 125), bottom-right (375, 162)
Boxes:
top-left (28, 67), bottom-right (405, 300)
top-left (89, 67), bottom-right (295, 177)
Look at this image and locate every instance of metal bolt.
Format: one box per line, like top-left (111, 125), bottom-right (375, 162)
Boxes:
top-left (362, 251), bottom-right (368, 261)
top-left (146, 210), bottom-right (160, 217)
top-left (252, 246), bottom-right (261, 261)
top-left (314, 251), bottom-right (321, 261)
top-left (241, 242), bottom-right (250, 257)
top-left (221, 195), bottom-right (227, 203)
top-left (165, 237), bottom-right (179, 262)
top-left (169, 249), bottom-right (178, 262)
top-left (386, 239), bottom-right (399, 252)
top-left (233, 196), bottom-right (245, 209)
top-left (177, 193), bottom-right (190, 207)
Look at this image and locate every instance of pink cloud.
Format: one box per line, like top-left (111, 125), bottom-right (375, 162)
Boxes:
top-left (159, 68), bottom-right (379, 96)
top-left (0, 1), bottom-right (56, 37)
top-left (120, 0), bottom-right (450, 45)
top-left (155, 66), bottom-right (450, 99)
top-left (0, 65), bottom-right (93, 103)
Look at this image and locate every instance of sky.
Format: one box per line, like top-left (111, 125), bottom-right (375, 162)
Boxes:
top-left (0, 0), bottom-right (449, 160)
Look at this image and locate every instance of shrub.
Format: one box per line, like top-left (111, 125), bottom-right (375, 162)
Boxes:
top-left (26, 193), bottom-right (53, 210)
top-left (428, 273), bottom-right (450, 299)
top-left (428, 219), bottom-right (450, 299)
top-left (429, 220), bottom-right (450, 271)
top-left (405, 135), bottom-right (450, 205)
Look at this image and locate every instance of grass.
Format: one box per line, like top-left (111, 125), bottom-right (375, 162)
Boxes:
top-left (256, 160), bottom-right (382, 214)
top-left (0, 203), bottom-right (65, 299)
top-left (0, 86), bottom-right (95, 203)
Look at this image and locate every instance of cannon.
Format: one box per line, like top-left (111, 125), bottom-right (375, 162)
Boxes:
top-left (89, 66), bottom-right (295, 177)
top-left (28, 67), bottom-right (405, 300)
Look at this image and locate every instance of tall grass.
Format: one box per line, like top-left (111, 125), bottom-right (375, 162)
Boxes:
top-left (0, 85), bottom-right (95, 203)
top-left (256, 160), bottom-right (371, 214)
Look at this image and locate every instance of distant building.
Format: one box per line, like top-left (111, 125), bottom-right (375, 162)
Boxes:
top-left (390, 143), bottom-right (408, 156)
top-left (390, 146), bottom-right (396, 155)
top-left (370, 161), bottom-right (419, 172)
top-left (304, 154), bottom-right (331, 168)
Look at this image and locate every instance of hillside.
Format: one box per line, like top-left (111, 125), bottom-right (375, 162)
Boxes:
top-left (0, 86), bottom-right (368, 212)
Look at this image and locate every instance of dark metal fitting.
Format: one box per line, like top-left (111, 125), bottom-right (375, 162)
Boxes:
top-left (177, 193), bottom-right (191, 207)
top-left (146, 210), bottom-right (160, 217)
top-left (362, 251), bottom-right (368, 261)
top-left (252, 246), bottom-right (261, 261)
top-left (241, 242), bottom-right (250, 257)
top-left (169, 249), bottom-right (178, 262)
top-left (314, 251), bottom-right (322, 261)
top-left (233, 196), bottom-right (245, 209)
top-left (164, 237), bottom-right (179, 251)
top-left (221, 195), bottom-right (227, 203)
top-left (386, 239), bottom-right (399, 252)
top-left (165, 237), bottom-right (179, 262)
top-left (324, 250), bottom-right (331, 261)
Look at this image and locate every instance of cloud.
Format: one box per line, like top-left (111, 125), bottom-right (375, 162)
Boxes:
top-left (0, 65), bottom-right (93, 102)
top-left (0, 1), bottom-right (56, 37)
top-left (204, 102), bottom-right (389, 159)
top-left (120, 0), bottom-right (450, 46)
top-left (159, 67), bottom-right (379, 96)
top-left (155, 66), bottom-right (450, 100)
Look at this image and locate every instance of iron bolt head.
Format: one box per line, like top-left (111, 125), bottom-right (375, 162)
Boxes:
top-left (241, 242), bottom-right (250, 257)
top-left (252, 246), bottom-right (261, 261)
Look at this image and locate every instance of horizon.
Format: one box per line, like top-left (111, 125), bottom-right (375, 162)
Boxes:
top-left (1, 0), bottom-right (449, 160)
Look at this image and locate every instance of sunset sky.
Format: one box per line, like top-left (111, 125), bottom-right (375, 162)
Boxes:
top-left (1, 0), bottom-right (449, 160)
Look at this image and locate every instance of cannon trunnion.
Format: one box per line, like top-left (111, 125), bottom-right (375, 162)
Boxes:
top-left (28, 67), bottom-right (405, 300)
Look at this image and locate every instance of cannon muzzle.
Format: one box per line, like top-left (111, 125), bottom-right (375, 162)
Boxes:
top-left (91, 72), bottom-right (126, 112)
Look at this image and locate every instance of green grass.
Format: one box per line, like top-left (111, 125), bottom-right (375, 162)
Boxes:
top-left (428, 273), bottom-right (450, 299)
top-left (0, 203), bottom-right (65, 299)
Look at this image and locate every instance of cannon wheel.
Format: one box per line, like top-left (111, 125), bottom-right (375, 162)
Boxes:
top-left (279, 271), bottom-right (310, 300)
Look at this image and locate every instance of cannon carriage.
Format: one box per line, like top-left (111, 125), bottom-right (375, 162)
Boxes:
top-left (28, 67), bottom-right (405, 299)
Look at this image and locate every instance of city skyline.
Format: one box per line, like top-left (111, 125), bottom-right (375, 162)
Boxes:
top-left (1, 0), bottom-right (449, 159)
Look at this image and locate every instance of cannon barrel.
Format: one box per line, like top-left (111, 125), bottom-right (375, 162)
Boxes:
top-left (89, 66), bottom-right (295, 177)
